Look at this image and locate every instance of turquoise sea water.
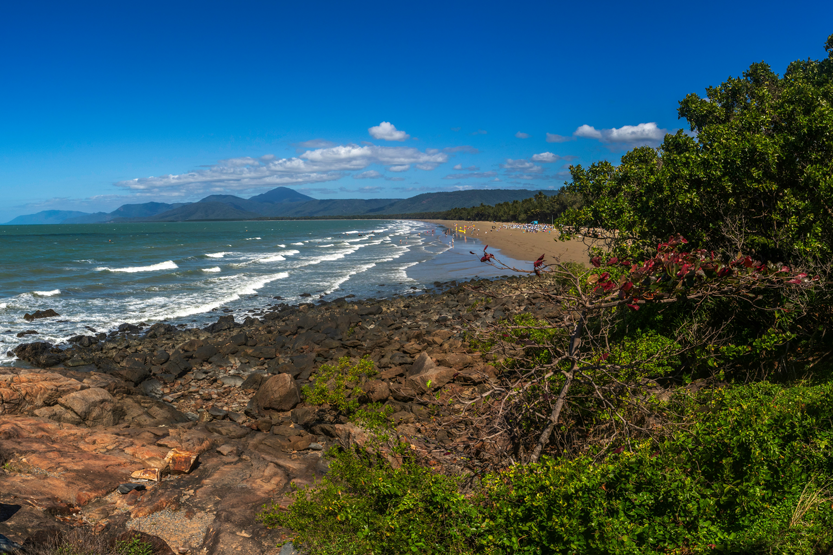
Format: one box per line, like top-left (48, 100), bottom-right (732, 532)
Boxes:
top-left (0, 219), bottom-right (521, 364)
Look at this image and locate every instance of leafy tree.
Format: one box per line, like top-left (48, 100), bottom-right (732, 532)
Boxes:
top-left (559, 34), bottom-right (833, 265)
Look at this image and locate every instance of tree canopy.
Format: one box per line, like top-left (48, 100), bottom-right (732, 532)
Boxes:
top-left (558, 34), bottom-right (833, 265)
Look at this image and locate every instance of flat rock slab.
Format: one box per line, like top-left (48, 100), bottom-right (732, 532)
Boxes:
top-left (0, 415), bottom-right (325, 553)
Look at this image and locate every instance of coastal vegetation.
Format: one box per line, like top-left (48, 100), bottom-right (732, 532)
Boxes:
top-left (259, 35), bottom-right (833, 554)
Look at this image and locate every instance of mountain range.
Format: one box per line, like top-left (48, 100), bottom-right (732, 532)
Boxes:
top-left (5, 187), bottom-right (555, 225)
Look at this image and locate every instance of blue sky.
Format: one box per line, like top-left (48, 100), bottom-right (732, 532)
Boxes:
top-left (1, 0), bottom-right (831, 221)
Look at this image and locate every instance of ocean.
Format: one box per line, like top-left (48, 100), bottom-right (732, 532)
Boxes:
top-left (0, 219), bottom-right (521, 365)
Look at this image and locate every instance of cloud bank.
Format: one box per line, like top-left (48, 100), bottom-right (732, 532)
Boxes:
top-left (116, 144), bottom-right (448, 195)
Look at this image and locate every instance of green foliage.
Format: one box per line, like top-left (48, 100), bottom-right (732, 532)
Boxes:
top-left (114, 537), bottom-right (154, 555)
top-left (606, 330), bottom-right (681, 378)
top-left (303, 356), bottom-right (377, 415)
top-left (259, 449), bottom-right (482, 555)
top-left (268, 380), bottom-right (833, 554)
top-left (558, 35), bottom-right (833, 264)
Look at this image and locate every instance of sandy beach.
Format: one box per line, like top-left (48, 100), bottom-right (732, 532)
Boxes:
top-left (422, 219), bottom-right (593, 267)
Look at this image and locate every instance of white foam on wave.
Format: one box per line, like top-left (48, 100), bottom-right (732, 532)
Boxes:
top-left (96, 260), bottom-right (178, 273)
top-left (164, 272), bottom-right (290, 319)
top-left (291, 242), bottom-right (304, 246)
top-left (203, 267), bottom-right (221, 273)
top-left (33, 289), bottom-right (61, 297)
top-left (246, 237), bottom-right (261, 241)
top-left (318, 244), bottom-right (335, 248)
top-left (393, 261), bottom-right (420, 281)
top-left (282, 250), bottom-right (300, 256)
top-left (259, 254), bottom-right (286, 263)
top-left (277, 244), bottom-right (286, 248)
top-left (323, 263), bottom-right (377, 294)
top-left (206, 252), bottom-right (230, 258)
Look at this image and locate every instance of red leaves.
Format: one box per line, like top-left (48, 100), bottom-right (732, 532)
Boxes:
top-left (481, 253), bottom-right (495, 263)
top-left (676, 263), bottom-right (692, 278)
top-left (534, 254), bottom-right (545, 270)
top-left (620, 282), bottom-right (634, 293)
top-left (607, 257), bottom-right (619, 266)
top-left (591, 256), bottom-right (602, 268)
top-left (627, 303), bottom-right (640, 311)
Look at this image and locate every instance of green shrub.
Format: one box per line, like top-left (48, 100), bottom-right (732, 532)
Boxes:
top-left (259, 449), bottom-right (482, 555)
top-left (267, 380), bottom-right (833, 555)
top-left (302, 356), bottom-right (377, 414)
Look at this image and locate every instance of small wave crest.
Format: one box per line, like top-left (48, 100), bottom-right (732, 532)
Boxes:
top-left (291, 242), bottom-right (304, 246)
top-left (96, 260), bottom-right (178, 273)
top-left (206, 252), bottom-right (230, 258)
top-left (203, 267), bottom-right (221, 273)
top-left (318, 244), bottom-right (335, 248)
top-left (33, 289), bottom-right (61, 297)
top-left (258, 255), bottom-right (286, 263)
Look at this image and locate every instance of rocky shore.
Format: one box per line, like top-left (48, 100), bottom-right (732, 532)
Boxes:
top-left (0, 273), bottom-right (557, 554)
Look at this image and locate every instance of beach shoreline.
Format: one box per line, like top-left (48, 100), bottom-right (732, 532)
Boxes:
top-left (421, 219), bottom-right (592, 267)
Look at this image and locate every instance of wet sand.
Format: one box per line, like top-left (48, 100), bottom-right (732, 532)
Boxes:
top-left (422, 220), bottom-right (593, 267)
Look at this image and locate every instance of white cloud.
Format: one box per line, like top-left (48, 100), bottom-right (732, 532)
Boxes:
top-left (353, 170), bottom-right (382, 179)
top-left (546, 133), bottom-right (573, 143)
top-left (500, 159), bottom-right (543, 173)
top-left (574, 125), bottom-right (603, 140)
top-left (531, 152), bottom-right (559, 163)
top-left (573, 122), bottom-right (669, 145)
top-left (368, 121), bottom-right (410, 141)
top-left (453, 163), bottom-right (463, 170)
top-left (515, 132), bottom-right (530, 139)
top-left (453, 164), bottom-right (479, 171)
top-left (116, 144), bottom-right (448, 196)
top-left (388, 165), bottom-right (410, 172)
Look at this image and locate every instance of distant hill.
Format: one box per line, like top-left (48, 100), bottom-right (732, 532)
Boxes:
top-left (377, 190), bottom-right (548, 214)
top-left (6, 210), bottom-right (89, 225)
top-left (248, 188), bottom-right (313, 204)
top-left (148, 202), bottom-right (262, 222)
top-left (63, 202), bottom-right (187, 224)
top-left (5, 187), bottom-right (559, 224)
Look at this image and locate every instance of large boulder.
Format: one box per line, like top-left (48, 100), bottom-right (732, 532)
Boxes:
top-left (57, 387), bottom-right (123, 427)
top-left (405, 353), bottom-right (454, 393)
top-left (251, 374), bottom-right (301, 412)
top-left (23, 309), bottom-right (59, 322)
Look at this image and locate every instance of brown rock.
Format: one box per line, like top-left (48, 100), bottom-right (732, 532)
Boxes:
top-left (164, 448), bottom-right (198, 474)
top-left (378, 366), bottom-right (405, 379)
top-left (131, 468), bottom-right (162, 481)
top-left (23, 309), bottom-right (60, 322)
top-left (361, 380), bottom-right (390, 403)
top-left (57, 387), bottom-right (123, 427)
top-left (405, 366), bottom-right (456, 393)
top-left (407, 352), bottom-right (436, 377)
top-left (252, 374), bottom-right (301, 412)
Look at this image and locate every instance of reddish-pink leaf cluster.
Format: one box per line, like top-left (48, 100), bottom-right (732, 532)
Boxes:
top-left (589, 235), bottom-right (817, 311)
